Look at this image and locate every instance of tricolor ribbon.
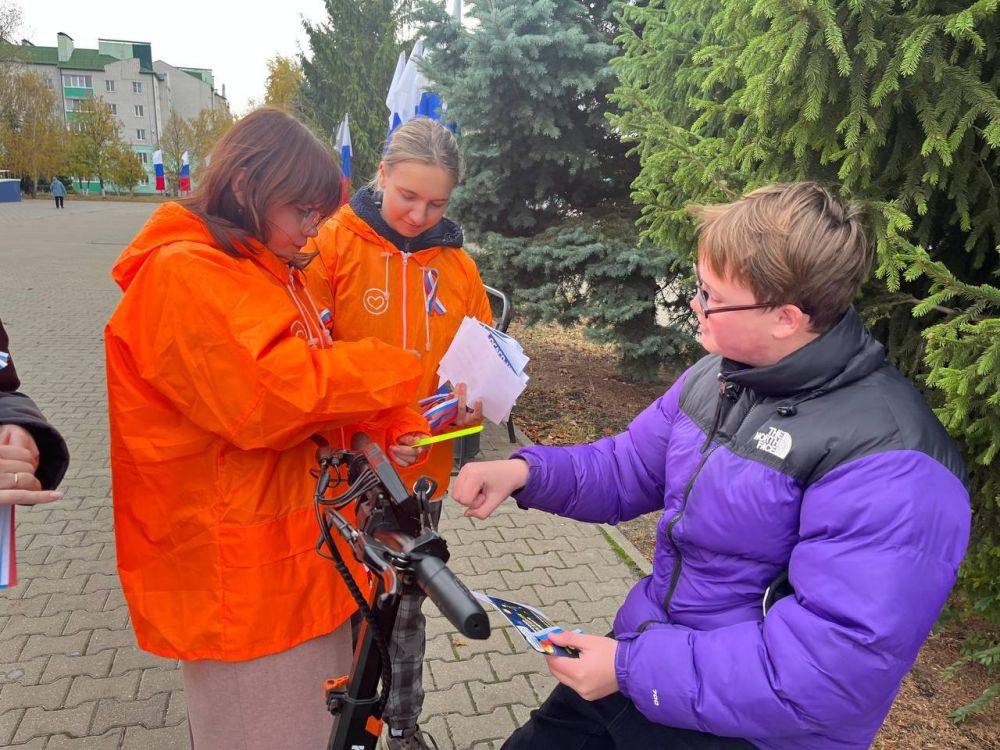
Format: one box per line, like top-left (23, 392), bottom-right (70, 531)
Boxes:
top-left (423, 268), bottom-right (447, 316)
top-left (418, 383), bottom-right (458, 432)
top-left (319, 308), bottom-right (334, 331)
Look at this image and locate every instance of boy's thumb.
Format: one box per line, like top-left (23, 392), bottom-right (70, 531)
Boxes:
top-left (548, 629), bottom-right (584, 647)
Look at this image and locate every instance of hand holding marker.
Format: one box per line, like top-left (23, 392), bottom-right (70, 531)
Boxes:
top-left (412, 425), bottom-right (484, 448)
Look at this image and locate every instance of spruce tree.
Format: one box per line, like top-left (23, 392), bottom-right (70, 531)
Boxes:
top-left (612, 0), bottom-right (1000, 716)
top-left (479, 212), bottom-right (694, 379)
top-left (418, 0), bottom-right (626, 235)
top-left (415, 1), bottom-right (679, 377)
top-left (299, 0), bottom-right (408, 183)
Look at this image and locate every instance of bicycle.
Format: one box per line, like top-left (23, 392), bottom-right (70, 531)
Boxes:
top-left (311, 433), bottom-right (491, 750)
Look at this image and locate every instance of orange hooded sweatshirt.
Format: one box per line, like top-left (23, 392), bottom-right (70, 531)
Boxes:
top-left (106, 202), bottom-right (427, 662)
top-left (304, 188), bottom-right (493, 499)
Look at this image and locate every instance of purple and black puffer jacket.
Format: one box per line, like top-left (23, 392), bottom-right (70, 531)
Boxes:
top-left (513, 308), bottom-right (970, 750)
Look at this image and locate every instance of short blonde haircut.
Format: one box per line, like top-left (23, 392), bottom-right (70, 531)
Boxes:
top-left (374, 117), bottom-right (463, 187)
top-left (688, 182), bottom-right (870, 332)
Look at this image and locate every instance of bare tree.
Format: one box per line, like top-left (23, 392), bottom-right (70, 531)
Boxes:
top-left (107, 142), bottom-right (145, 195)
top-left (0, 0), bottom-right (22, 47)
top-left (0, 0), bottom-right (25, 166)
top-left (158, 109), bottom-right (193, 195)
top-left (189, 107), bottom-right (233, 176)
top-left (1, 70), bottom-right (66, 193)
top-left (66, 98), bottom-right (123, 195)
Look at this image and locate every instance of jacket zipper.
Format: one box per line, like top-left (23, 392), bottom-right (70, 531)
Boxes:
top-left (401, 251), bottom-right (409, 349)
top-left (662, 377), bottom-right (759, 617)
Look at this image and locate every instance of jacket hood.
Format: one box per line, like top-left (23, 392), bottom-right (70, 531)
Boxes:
top-left (723, 307), bottom-right (886, 398)
top-left (347, 186), bottom-right (464, 254)
top-left (112, 203), bottom-right (219, 292)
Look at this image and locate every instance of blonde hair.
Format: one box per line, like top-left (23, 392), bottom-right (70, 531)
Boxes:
top-left (688, 182), bottom-right (870, 332)
top-left (372, 117), bottom-right (463, 188)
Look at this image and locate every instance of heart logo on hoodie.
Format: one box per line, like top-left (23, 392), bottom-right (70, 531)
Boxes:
top-left (363, 288), bottom-right (389, 315)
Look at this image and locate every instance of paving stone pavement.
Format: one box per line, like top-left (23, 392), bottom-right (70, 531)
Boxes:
top-left (0, 198), bottom-right (645, 749)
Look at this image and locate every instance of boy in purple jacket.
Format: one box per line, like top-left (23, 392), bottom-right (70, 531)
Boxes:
top-left (453, 183), bottom-right (970, 750)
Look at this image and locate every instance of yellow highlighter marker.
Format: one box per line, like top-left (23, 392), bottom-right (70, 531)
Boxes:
top-left (413, 425), bottom-right (485, 447)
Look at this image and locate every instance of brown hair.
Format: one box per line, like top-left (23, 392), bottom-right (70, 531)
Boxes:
top-left (688, 182), bottom-right (870, 332)
top-left (371, 117), bottom-right (462, 188)
top-left (182, 107), bottom-right (342, 257)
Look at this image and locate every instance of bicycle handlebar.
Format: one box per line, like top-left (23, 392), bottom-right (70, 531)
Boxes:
top-left (411, 554), bottom-right (490, 639)
top-left (319, 432), bottom-right (490, 640)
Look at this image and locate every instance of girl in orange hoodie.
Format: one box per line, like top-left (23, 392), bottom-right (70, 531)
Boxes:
top-left (304, 117), bottom-right (491, 749)
top-left (106, 108), bottom-right (429, 750)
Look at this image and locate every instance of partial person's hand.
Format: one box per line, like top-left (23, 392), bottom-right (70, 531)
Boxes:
top-left (0, 424), bottom-right (61, 506)
top-left (545, 631), bottom-right (620, 701)
top-left (388, 432), bottom-right (428, 467)
top-left (451, 459), bottom-right (529, 519)
top-left (452, 383), bottom-right (484, 428)
top-left (0, 424), bottom-right (39, 470)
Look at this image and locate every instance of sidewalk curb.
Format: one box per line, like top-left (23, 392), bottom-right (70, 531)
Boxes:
top-left (504, 420), bottom-right (653, 578)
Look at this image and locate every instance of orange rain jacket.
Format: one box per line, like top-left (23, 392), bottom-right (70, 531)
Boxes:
top-left (304, 188), bottom-right (492, 498)
top-left (106, 202), bottom-right (427, 662)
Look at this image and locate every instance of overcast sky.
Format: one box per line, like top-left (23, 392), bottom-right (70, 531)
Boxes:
top-left (19, 1), bottom-right (333, 113)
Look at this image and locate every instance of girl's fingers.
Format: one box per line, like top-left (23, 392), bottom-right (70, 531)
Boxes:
top-left (0, 445), bottom-right (36, 464)
top-left (0, 489), bottom-right (62, 506)
top-left (0, 460), bottom-right (37, 476)
top-left (388, 443), bottom-right (424, 467)
top-left (1, 471), bottom-right (41, 492)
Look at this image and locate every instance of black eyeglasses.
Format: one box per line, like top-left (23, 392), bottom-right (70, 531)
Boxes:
top-left (692, 263), bottom-right (782, 316)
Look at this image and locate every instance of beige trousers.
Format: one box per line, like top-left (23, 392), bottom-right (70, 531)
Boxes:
top-left (181, 622), bottom-right (353, 750)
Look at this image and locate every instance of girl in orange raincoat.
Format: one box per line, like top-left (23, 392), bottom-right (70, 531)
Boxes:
top-left (304, 117), bottom-right (491, 750)
top-left (105, 108), bottom-right (429, 750)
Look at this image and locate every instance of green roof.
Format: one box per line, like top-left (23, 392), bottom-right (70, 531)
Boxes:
top-left (180, 67), bottom-right (214, 86)
top-left (9, 43), bottom-right (155, 74)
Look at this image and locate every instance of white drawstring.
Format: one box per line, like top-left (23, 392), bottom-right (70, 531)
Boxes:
top-left (285, 269), bottom-right (324, 348)
top-left (301, 279), bottom-right (334, 346)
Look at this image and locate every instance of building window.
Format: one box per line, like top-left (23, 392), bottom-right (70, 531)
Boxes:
top-left (134, 104), bottom-right (144, 117)
top-left (64, 98), bottom-right (86, 112)
top-left (109, 103), bottom-right (117, 115)
top-left (136, 129), bottom-right (146, 141)
top-left (105, 79), bottom-right (115, 93)
top-left (62, 74), bottom-right (92, 88)
top-left (132, 81), bottom-right (143, 94)
top-left (139, 152), bottom-right (149, 165)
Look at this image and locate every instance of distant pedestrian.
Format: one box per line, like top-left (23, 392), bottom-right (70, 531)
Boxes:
top-left (50, 177), bottom-right (66, 209)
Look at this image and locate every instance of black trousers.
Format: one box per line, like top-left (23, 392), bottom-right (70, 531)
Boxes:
top-left (503, 683), bottom-right (756, 750)
top-left (54, 196), bottom-right (64, 208)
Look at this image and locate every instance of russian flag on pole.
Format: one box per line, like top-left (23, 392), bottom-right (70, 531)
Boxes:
top-left (334, 114), bottom-right (352, 206)
top-left (385, 51), bottom-right (407, 138)
top-left (152, 149), bottom-right (165, 191)
top-left (385, 41), bottom-right (456, 143)
top-left (179, 151), bottom-right (191, 192)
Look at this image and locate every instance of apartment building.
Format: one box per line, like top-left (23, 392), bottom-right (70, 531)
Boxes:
top-left (17, 33), bottom-right (228, 193)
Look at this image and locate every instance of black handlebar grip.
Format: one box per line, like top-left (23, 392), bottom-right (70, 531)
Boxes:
top-left (411, 555), bottom-right (490, 640)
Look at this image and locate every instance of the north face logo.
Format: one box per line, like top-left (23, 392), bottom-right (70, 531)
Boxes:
top-left (753, 426), bottom-right (793, 459)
